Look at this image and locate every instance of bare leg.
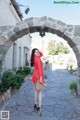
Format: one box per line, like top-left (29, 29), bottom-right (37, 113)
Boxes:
top-left (37, 90), bottom-right (42, 116)
top-left (34, 88), bottom-right (39, 105)
top-left (34, 88), bottom-right (39, 111)
top-left (38, 90), bottom-right (42, 107)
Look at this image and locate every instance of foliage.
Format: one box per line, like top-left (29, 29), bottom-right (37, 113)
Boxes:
top-left (16, 66), bottom-right (31, 76)
top-left (48, 40), bottom-right (56, 51)
top-left (16, 67), bottom-right (26, 77)
top-left (0, 84), bottom-right (7, 94)
top-left (48, 40), bottom-right (70, 55)
top-left (1, 66), bottom-right (31, 94)
top-left (1, 69), bottom-right (25, 90)
top-left (67, 65), bottom-right (75, 74)
top-left (11, 74), bottom-right (24, 89)
top-left (2, 72), bottom-right (24, 90)
top-left (23, 66), bottom-right (31, 75)
top-left (69, 82), bottom-right (77, 90)
top-left (2, 70), bottom-right (13, 89)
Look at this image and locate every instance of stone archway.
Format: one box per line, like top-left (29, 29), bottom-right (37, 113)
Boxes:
top-left (0, 16), bottom-right (80, 93)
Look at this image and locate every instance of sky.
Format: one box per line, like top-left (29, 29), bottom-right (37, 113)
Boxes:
top-left (16, 0), bottom-right (80, 25)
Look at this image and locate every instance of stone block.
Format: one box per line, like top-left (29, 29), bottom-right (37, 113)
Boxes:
top-left (16, 21), bottom-right (25, 26)
top-left (57, 20), bottom-right (66, 26)
top-left (66, 25), bottom-right (74, 32)
top-left (64, 30), bottom-right (73, 38)
top-left (74, 25), bottom-right (80, 36)
top-left (76, 45), bottom-right (80, 53)
top-left (0, 36), bottom-right (8, 45)
top-left (48, 17), bottom-right (56, 22)
top-left (72, 46), bottom-right (79, 54)
top-left (25, 17), bottom-right (34, 25)
top-left (9, 34), bottom-right (18, 42)
top-left (15, 28), bottom-right (30, 38)
top-left (40, 16), bottom-right (48, 21)
top-left (48, 28), bottom-right (56, 34)
top-left (0, 32), bottom-right (2, 36)
top-left (7, 31), bottom-right (15, 38)
top-left (4, 40), bottom-right (13, 49)
top-left (13, 27), bottom-right (20, 33)
top-left (56, 25), bottom-right (66, 33)
top-left (44, 21), bottom-right (57, 30)
top-left (27, 21), bottom-right (34, 27)
top-left (56, 30), bottom-right (64, 37)
top-left (72, 36), bottom-right (80, 45)
top-left (34, 19), bottom-right (42, 27)
top-left (62, 35), bottom-right (75, 47)
top-left (19, 24), bottom-right (29, 30)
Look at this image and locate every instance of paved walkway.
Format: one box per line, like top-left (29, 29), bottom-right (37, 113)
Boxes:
top-left (1, 70), bottom-right (80, 120)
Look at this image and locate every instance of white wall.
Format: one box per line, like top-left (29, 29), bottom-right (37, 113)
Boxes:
top-left (15, 35), bottom-right (31, 68)
top-left (3, 45), bottom-right (13, 71)
top-left (0, 0), bottom-right (31, 71)
top-left (0, 0), bottom-right (21, 26)
top-left (3, 35), bottom-right (31, 70)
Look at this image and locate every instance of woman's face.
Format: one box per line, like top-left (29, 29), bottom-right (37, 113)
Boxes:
top-left (34, 50), bottom-right (40, 56)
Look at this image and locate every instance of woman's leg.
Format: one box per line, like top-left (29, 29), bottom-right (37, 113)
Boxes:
top-left (37, 90), bottom-right (42, 116)
top-left (34, 88), bottom-right (39, 111)
top-left (38, 90), bottom-right (42, 107)
top-left (35, 89), bottom-right (42, 107)
top-left (34, 88), bottom-right (39, 105)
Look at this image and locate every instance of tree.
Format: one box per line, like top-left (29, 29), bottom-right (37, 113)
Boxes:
top-left (48, 40), bottom-right (70, 55)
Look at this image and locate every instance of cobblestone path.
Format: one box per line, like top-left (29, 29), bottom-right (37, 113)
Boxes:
top-left (1, 70), bottom-right (80, 120)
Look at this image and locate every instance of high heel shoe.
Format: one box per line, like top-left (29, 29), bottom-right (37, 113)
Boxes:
top-left (37, 107), bottom-right (42, 116)
top-left (34, 104), bottom-right (37, 112)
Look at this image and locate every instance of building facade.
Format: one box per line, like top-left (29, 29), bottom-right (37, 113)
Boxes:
top-left (0, 0), bottom-right (31, 71)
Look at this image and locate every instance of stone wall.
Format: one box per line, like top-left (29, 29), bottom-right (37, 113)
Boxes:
top-left (0, 16), bottom-right (80, 93)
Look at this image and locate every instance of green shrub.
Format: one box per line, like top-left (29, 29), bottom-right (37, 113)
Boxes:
top-left (69, 82), bottom-right (77, 90)
top-left (2, 70), bottom-right (13, 78)
top-left (2, 70), bottom-right (13, 89)
top-left (16, 67), bottom-right (26, 77)
top-left (23, 66), bottom-right (31, 75)
top-left (1, 70), bottom-right (25, 90)
top-left (0, 84), bottom-right (7, 95)
top-left (16, 67), bottom-right (24, 74)
top-left (11, 74), bottom-right (24, 89)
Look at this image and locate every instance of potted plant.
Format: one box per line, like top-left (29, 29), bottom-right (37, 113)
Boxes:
top-left (69, 82), bottom-right (78, 96)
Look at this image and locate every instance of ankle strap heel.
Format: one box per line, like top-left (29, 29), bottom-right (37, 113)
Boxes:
top-left (34, 104), bottom-right (37, 112)
top-left (37, 107), bottom-right (42, 116)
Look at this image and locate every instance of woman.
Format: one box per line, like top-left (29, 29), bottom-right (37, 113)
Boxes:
top-left (30, 48), bottom-right (45, 116)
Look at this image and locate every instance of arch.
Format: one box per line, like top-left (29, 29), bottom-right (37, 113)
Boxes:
top-left (0, 16), bottom-right (80, 87)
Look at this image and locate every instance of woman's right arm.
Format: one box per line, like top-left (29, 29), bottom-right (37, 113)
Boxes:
top-left (37, 58), bottom-right (42, 77)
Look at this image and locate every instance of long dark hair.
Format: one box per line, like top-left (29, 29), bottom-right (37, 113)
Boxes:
top-left (30, 48), bottom-right (39, 67)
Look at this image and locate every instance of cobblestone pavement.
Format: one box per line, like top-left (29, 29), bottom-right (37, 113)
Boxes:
top-left (1, 70), bottom-right (80, 120)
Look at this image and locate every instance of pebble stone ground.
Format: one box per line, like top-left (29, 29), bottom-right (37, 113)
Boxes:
top-left (0, 70), bottom-right (80, 120)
